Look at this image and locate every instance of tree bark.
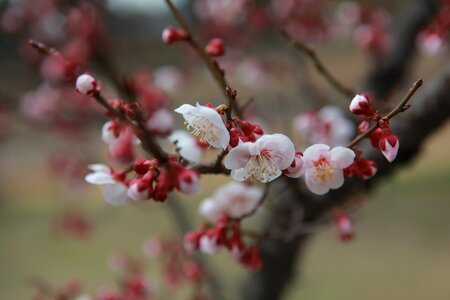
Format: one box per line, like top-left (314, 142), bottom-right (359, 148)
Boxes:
top-left (241, 0), bottom-right (444, 298)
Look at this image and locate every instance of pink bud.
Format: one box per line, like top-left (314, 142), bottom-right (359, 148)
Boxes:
top-left (162, 26), bottom-right (188, 44)
top-left (127, 179), bottom-right (153, 201)
top-left (283, 152), bottom-right (304, 178)
top-left (239, 245), bottom-right (263, 271)
top-left (205, 38), bottom-right (225, 57)
top-left (75, 73), bottom-right (100, 96)
top-left (379, 134), bottom-right (399, 162)
top-left (349, 94), bottom-right (374, 117)
top-left (335, 209), bottom-right (354, 242)
top-left (183, 230), bottom-right (204, 252)
top-left (176, 168), bottom-right (200, 194)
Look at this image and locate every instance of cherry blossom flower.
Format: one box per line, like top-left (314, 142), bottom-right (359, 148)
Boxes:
top-left (168, 130), bottom-right (205, 164)
top-left (293, 105), bottom-right (354, 147)
top-left (224, 133), bottom-right (295, 182)
top-left (302, 144), bottom-right (355, 195)
top-left (146, 108), bottom-right (174, 136)
top-left (199, 182), bottom-right (263, 222)
top-left (75, 73), bottom-right (100, 96)
top-left (175, 103), bottom-right (230, 149)
top-left (85, 164), bottom-right (129, 206)
top-left (153, 65), bottom-right (185, 95)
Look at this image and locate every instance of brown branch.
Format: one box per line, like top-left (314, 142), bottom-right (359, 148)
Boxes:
top-left (346, 79), bottom-right (423, 149)
top-left (279, 29), bottom-right (356, 98)
top-left (164, 0), bottom-right (241, 119)
top-left (92, 93), bottom-right (168, 163)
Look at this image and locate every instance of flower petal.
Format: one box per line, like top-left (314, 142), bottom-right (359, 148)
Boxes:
top-left (257, 134), bottom-right (296, 170)
top-left (327, 169), bottom-right (345, 189)
top-left (330, 146), bottom-right (355, 168)
top-left (174, 104), bottom-right (195, 115)
top-left (85, 172), bottom-right (115, 185)
top-left (224, 142), bottom-right (252, 169)
top-left (303, 144), bottom-right (330, 163)
top-left (231, 168), bottom-right (249, 182)
top-left (101, 183), bottom-right (129, 206)
top-left (305, 168), bottom-right (330, 195)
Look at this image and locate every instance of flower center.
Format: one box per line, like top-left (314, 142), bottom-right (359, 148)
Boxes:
top-left (313, 157), bottom-right (336, 182)
top-left (186, 117), bottom-right (218, 143)
top-left (245, 152), bottom-right (280, 183)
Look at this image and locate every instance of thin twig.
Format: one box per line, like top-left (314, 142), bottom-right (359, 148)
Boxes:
top-left (279, 29), bottom-right (356, 98)
top-left (235, 183), bottom-right (271, 221)
top-left (347, 79), bottom-right (423, 149)
top-left (93, 93), bottom-right (168, 163)
top-left (164, 0), bottom-right (241, 119)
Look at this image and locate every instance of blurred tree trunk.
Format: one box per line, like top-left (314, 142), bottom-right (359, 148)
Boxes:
top-left (240, 1), bottom-right (443, 299)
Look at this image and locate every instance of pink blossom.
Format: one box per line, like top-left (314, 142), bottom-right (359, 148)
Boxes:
top-left (283, 152), bottom-right (304, 178)
top-left (302, 144), bottom-right (355, 195)
top-left (146, 108), bottom-right (174, 136)
top-left (293, 105), bottom-right (354, 147)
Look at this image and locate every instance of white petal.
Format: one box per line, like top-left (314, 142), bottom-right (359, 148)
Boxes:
top-left (146, 108), bottom-right (174, 134)
top-left (127, 183), bottom-right (150, 201)
top-left (101, 121), bottom-right (117, 144)
top-left (217, 126), bottom-right (231, 149)
top-left (88, 164), bottom-right (110, 172)
top-left (381, 139), bottom-right (399, 162)
top-left (199, 199), bottom-right (222, 222)
top-left (224, 142), bottom-right (252, 169)
top-left (174, 104), bottom-right (195, 115)
top-left (330, 147), bottom-right (355, 168)
top-left (303, 144), bottom-right (330, 163)
top-left (256, 134), bottom-right (296, 170)
top-left (327, 169), bottom-right (345, 189)
top-left (305, 168), bottom-right (330, 195)
top-left (85, 172), bottom-right (115, 185)
top-left (230, 168), bottom-right (249, 182)
top-left (199, 236), bottom-right (220, 254)
top-left (101, 183), bottom-right (129, 206)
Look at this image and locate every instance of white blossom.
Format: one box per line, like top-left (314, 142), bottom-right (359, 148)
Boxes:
top-left (85, 164), bottom-right (129, 206)
top-left (168, 130), bottom-right (204, 164)
top-left (175, 103), bottom-right (230, 149)
top-left (199, 182), bottom-right (263, 221)
top-left (224, 134), bottom-right (295, 182)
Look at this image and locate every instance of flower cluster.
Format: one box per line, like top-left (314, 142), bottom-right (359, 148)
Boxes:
top-left (85, 158), bottom-right (200, 206)
top-left (349, 94), bottom-right (400, 163)
top-left (293, 105), bottom-right (354, 147)
top-left (184, 216), bottom-right (263, 271)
